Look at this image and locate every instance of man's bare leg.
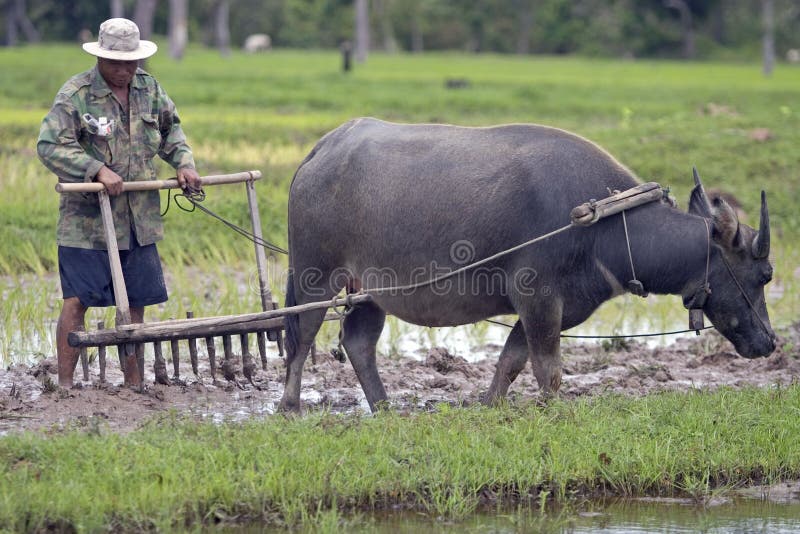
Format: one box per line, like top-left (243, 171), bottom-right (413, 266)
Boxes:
top-left (56, 297), bottom-right (87, 388)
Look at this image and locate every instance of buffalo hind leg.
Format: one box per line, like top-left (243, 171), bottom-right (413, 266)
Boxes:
top-left (483, 320), bottom-right (528, 404)
top-left (520, 299), bottom-right (563, 397)
top-left (341, 301), bottom-right (388, 412)
top-left (278, 307), bottom-right (328, 413)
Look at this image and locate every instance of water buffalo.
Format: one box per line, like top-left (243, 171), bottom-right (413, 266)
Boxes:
top-left (279, 117), bottom-right (775, 413)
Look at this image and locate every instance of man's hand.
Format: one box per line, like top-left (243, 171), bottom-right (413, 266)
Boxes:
top-left (177, 167), bottom-right (201, 192)
top-left (96, 165), bottom-right (124, 196)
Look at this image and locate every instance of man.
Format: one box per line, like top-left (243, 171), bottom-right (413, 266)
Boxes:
top-left (37, 18), bottom-right (201, 388)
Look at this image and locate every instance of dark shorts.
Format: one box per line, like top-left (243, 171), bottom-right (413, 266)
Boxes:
top-left (58, 238), bottom-right (168, 308)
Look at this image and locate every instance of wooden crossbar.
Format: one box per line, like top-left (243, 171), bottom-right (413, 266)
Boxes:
top-left (54, 170), bottom-right (262, 193)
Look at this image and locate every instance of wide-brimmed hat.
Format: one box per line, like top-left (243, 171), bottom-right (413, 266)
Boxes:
top-left (82, 18), bottom-right (157, 61)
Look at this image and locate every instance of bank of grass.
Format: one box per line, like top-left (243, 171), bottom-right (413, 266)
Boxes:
top-left (1, 386), bottom-right (799, 531)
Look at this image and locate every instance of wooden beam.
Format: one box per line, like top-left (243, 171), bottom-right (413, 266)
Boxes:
top-left (245, 178), bottom-right (272, 308)
top-left (69, 312), bottom-right (341, 348)
top-left (99, 191), bottom-right (131, 325)
top-left (100, 190), bottom-right (141, 387)
top-left (55, 171), bottom-right (261, 193)
top-left (103, 293), bottom-right (372, 334)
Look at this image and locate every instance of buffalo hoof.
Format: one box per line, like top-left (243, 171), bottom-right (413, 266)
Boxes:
top-left (277, 399), bottom-right (301, 415)
top-left (479, 392), bottom-right (509, 407)
top-left (371, 399), bottom-right (392, 413)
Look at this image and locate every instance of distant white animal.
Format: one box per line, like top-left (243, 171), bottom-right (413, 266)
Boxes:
top-left (78, 28), bottom-right (93, 43)
top-left (786, 49), bottom-right (800, 64)
top-left (244, 34), bottom-right (271, 53)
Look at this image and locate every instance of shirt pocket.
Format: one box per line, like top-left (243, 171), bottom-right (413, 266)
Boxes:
top-left (80, 131), bottom-right (113, 165)
top-left (140, 113), bottom-right (162, 158)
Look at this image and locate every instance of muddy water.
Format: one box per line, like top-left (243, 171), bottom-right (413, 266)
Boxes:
top-left (221, 498), bottom-right (800, 532)
top-left (385, 500), bottom-right (800, 533)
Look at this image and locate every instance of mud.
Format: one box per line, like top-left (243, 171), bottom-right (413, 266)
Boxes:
top-left (1, 324), bottom-right (798, 435)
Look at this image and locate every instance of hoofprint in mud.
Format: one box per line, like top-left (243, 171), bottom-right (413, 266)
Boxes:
top-left (1, 324), bottom-right (798, 435)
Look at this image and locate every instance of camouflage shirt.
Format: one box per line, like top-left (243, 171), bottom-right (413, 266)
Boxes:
top-left (37, 65), bottom-right (195, 250)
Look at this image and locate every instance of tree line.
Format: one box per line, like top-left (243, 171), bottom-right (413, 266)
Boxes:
top-left (3, 0), bottom-right (798, 62)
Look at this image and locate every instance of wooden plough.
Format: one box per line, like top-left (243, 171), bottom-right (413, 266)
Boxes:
top-left (57, 170), bottom-right (360, 387)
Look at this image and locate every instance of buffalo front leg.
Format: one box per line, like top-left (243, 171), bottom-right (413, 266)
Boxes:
top-left (278, 307), bottom-right (327, 413)
top-left (483, 320), bottom-right (528, 405)
top-left (341, 301), bottom-right (388, 412)
top-left (520, 299), bottom-right (563, 397)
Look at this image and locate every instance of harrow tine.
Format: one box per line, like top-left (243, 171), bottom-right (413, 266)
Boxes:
top-left (187, 312), bottom-right (199, 377)
top-left (79, 345), bottom-right (89, 382)
top-left (257, 331), bottom-right (267, 370)
top-left (153, 341), bottom-right (169, 385)
top-left (97, 321), bottom-right (106, 383)
top-left (241, 333), bottom-right (256, 384)
top-left (136, 343), bottom-right (145, 393)
top-left (115, 344), bottom-right (125, 374)
top-left (205, 337), bottom-right (217, 384)
top-left (276, 331), bottom-right (285, 359)
top-left (222, 335), bottom-right (236, 381)
top-left (171, 338), bottom-right (181, 383)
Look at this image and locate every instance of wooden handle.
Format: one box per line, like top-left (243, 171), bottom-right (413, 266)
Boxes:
top-left (55, 170), bottom-right (262, 193)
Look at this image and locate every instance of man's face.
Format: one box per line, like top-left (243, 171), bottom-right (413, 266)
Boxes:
top-left (97, 58), bottom-right (138, 90)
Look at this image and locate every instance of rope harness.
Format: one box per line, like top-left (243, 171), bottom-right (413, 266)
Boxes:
top-left (329, 183), bottom-right (688, 357)
top-left (330, 294), bottom-right (357, 363)
top-left (175, 180), bottom-right (768, 355)
top-left (621, 209), bottom-right (646, 297)
top-left (162, 186), bottom-right (288, 255)
top-left (719, 245), bottom-right (774, 338)
top-left (330, 182), bottom-right (765, 354)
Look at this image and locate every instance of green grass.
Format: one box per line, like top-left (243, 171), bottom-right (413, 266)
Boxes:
top-left (1, 386), bottom-right (799, 531)
top-left (1, 44), bottom-right (799, 361)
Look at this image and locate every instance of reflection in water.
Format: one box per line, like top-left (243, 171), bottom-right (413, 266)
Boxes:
top-left (291, 499), bottom-right (800, 533)
top-left (218, 498), bottom-right (800, 532)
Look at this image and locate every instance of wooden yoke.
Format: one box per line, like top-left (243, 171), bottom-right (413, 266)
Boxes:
top-left (570, 182), bottom-right (664, 226)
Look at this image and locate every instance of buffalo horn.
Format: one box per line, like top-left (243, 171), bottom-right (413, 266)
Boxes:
top-left (689, 167), bottom-right (713, 218)
top-left (752, 190), bottom-right (770, 259)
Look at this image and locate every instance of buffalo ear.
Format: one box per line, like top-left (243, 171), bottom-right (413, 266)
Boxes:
top-left (711, 196), bottom-right (742, 250)
top-left (688, 167), bottom-right (713, 218)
